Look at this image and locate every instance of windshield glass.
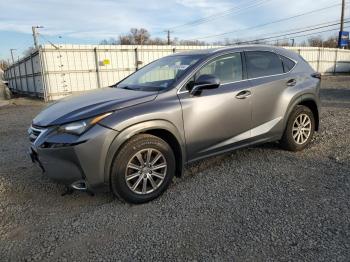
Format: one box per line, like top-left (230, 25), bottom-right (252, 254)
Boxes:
top-left (116, 55), bottom-right (203, 91)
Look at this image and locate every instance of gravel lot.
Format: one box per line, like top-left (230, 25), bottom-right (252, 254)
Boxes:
top-left (0, 77), bottom-right (349, 261)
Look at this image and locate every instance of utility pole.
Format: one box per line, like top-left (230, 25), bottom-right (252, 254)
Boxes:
top-left (32, 26), bottom-right (44, 49)
top-left (10, 49), bottom-right (16, 64)
top-left (164, 30), bottom-right (173, 45)
top-left (338, 0), bottom-right (346, 48)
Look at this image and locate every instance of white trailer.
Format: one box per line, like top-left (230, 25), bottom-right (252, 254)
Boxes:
top-left (4, 44), bottom-right (350, 101)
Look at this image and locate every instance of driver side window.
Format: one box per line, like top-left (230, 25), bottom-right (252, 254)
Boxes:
top-left (196, 53), bottom-right (243, 84)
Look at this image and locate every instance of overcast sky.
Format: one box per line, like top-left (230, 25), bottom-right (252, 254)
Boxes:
top-left (0, 0), bottom-right (347, 60)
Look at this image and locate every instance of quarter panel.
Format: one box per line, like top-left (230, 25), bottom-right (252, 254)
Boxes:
top-left (249, 70), bottom-right (315, 139)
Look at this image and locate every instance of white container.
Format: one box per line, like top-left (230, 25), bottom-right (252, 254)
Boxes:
top-left (4, 45), bottom-right (350, 101)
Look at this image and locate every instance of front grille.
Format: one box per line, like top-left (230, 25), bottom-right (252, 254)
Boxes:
top-left (28, 125), bottom-right (45, 143)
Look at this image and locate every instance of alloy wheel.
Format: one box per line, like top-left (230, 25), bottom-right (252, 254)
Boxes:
top-left (125, 148), bottom-right (167, 194)
top-left (292, 113), bottom-right (312, 145)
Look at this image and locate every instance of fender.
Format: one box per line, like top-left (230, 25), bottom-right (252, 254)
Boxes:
top-left (283, 93), bottom-right (320, 133)
top-left (103, 119), bottom-right (186, 185)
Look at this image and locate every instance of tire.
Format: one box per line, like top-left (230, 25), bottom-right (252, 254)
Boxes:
top-left (110, 134), bottom-right (175, 204)
top-left (280, 105), bottom-right (315, 151)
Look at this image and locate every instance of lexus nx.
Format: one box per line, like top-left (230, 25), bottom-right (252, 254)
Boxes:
top-left (28, 45), bottom-right (320, 203)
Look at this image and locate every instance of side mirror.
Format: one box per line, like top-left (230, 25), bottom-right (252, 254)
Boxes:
top-left (190, 74), bottom-right (220, 95)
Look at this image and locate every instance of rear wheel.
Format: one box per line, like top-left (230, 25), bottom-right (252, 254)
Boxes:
top-left (280, 105), bottom-right (315, 151)
top-left (110, 134), bottom-right (175, 204)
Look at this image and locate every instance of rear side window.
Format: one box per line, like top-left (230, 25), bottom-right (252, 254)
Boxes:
top-left (246, 51), bottom-right (284, 78)
top-left (196, 53), bottom-right (243, 84)
top-left (280, 55), bottom-right (296, 72)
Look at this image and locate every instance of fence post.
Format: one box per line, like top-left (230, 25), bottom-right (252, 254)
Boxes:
top-left (38, 47), bottom-right (49, 101)
top-left (24, 58), bottom-right (29, 94)
top-left (333, 49), bottom-right (338, 74)
top-left (134, 48), bottom-right (139, 71)
top-left (12, 66), bottom-right (18, 91)
top-left (317, 47), bottom-right (321, 72)
top-left (30, 54), bottom-right (37, 94)
top-left (93, 47), bottom-right (102, 88)
top-left (17, 58), bottom-right (24, 92)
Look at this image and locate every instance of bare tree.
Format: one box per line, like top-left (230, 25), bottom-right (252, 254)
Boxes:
top-left (148, 37), bottom-right (167, 45)
top-left (322, 36), bottom-right (338, 48)
top-left (178, 39), bottom-right (206, 46)
top-left (100, 28), bottom-right (205, 46)
top-left (275, 40), bottom-right (292, 46)
top-left (118, 35), bottom-right (133, 45)
top-left (130, 28), bottom-right (150, 45)
top-left (307, 36), bottom-right (324, 47)
top-left (99, 38), bottom-right (118, 45)
top-left (114, 28), bottom-right (151, 45)
top-left (307, 35), bottom-right (339, 48)
top-left (299, 40), bottom-right (307, 47)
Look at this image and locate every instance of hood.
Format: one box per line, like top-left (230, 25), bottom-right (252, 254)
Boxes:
top-left (33, 87), bottom-right (158, 126)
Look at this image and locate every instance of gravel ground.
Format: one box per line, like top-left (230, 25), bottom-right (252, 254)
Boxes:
top-left (0, 77), bottom-right (349, 261)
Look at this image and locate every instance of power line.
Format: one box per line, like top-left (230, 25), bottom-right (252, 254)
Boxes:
top-left (167, 0), bottom-right (272, 32)
top-left (234, 19), bottom-right (349, 44)
top-left (235, 21), bottom-right (350, 44)
top-left (240, 21), bottom-right (350, 44)
top-left (252, 25), bottom-right (350, 45)
top-left (38, 33), bottom-right (60, 49)
top-left (185, 3), bottom-right (346, 41)
top-left (168, 0), bottom-right (267, 30)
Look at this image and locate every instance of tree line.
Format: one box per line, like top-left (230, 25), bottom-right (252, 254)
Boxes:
top-left (100, 28), bottom-right (344, 49)
top-left (100, 28), bottom-right (207, 46)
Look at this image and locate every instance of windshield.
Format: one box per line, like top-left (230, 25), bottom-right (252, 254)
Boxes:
top-left (116, 55), bottom-right (203, 91)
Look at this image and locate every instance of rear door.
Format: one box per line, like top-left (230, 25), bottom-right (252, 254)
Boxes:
top-left (245, 51), bottom-right (294, 138)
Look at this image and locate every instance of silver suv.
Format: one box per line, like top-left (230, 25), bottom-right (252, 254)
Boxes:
top-left (28, 45), bottom-right (320, 203)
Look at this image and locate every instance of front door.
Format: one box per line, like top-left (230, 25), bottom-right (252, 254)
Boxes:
top-left (178, 53), bottom-right (252, 161)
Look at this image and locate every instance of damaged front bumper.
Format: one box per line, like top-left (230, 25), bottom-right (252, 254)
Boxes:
top-left (28, 124), bottom-right (119, 192)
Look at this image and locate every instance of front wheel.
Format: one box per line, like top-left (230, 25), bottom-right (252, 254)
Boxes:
top-left (110, 134), bottom-right (175, 204)
top-left (280, 105), bottom-right (315, 151)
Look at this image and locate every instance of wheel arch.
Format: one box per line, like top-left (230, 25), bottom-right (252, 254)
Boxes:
top-left (284, 94), bottom-right (320, 132)
top-left (298, 98), bottom-right (319, 131)
top-left (104, 120), bottom-right (186, 185)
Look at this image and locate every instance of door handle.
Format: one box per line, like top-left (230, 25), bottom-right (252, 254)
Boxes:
top-left (287, 79), bottom-right (297, 86)
top-left (235, 90), bottom-right (251, 99)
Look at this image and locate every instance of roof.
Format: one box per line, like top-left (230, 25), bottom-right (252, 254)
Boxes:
top-left (172, 45), bottom-right (299, 60)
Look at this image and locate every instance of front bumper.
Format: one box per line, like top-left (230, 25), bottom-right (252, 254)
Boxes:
top-left (29, 124), bottom-right (119, 191)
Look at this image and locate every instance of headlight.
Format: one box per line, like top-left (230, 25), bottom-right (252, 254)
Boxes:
top-left (59, 112), bottom-right (112, 135)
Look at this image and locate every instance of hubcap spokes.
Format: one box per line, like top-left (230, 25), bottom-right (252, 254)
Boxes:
top-left (292, 113), bottom-right (311, 145)
top-left (125, 148), bottom-right (167, 194)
